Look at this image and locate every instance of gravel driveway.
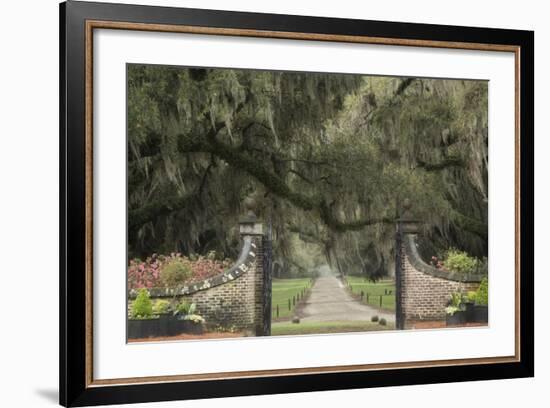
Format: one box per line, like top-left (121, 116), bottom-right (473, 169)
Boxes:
top-left (298, 275), bottom-right (395, 323)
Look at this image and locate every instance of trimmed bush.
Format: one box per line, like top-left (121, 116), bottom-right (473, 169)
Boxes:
top-left (371, 315), bottom-right (379, 322)
top-left (444, 249), bottom-right (479, 274)
top-left (160, 259), bottom-right (192, 289)
top-left (131, 289), bottom-right (153, 319)
top-left (379, 318), bottom-right (387, 326)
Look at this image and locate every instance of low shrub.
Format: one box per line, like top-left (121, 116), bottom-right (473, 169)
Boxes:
top-left (131, 289), bottom-right (153, 319)
top-left (466, 291), bottom-right (477, 303)
top-left (379, 318), bottom-right (387, 326)
top-left (446, 292), bottom-right (464, 316)
top-left (445, 305), bottom-right (460, 316)
top-left (184, 314), bottom-right (205, 324)
top-left (449, 292), bottom-right (462, 308)
top-left (176, 301), bottom-right (198, 316)
top-left (153, 299), bottom-right (171, 314)
top-left (160, 259), bottom-right (192, 289)
top-left (474, 278), bottom-right (488, 305)
top-left (176, 300), bottom-right (191, 315)
top-left (371, 315), bottom-right (379, 322)
top-left (444, 249), bottom-right (480, 275)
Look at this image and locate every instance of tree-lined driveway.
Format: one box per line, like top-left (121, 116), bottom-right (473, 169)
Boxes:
top-left (298, 275), bottom-right (395, 323)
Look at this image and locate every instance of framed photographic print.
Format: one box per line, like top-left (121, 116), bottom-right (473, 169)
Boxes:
top-left (59, 1), bottom-right (534, 406)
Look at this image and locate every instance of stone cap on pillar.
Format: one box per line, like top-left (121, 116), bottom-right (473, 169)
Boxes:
top-left (397, 197), bottom-right (421, 234)
top-left (239, 194), bottom-right (263, 236)
top-left (239, 218), bottom-right (264, 236)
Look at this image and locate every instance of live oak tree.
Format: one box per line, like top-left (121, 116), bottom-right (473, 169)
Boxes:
top-left (127, 64), bottom-right (488, 278)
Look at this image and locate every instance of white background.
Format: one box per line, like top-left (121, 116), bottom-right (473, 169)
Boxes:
top-left (0, 0), bottom-right (545, 407)
top-left (94, 29), bottom-right (515, 380)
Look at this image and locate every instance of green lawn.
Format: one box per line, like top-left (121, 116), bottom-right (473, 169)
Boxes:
top-left (271, 320), bottom-right (394, 336)
top-left (345, 276), bottom-right (396, 311)
top-left (272, 278), bottom-right (312, 319)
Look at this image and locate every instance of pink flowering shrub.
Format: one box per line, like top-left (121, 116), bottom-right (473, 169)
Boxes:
top-left (128, 251), bottom-right (233, 289)
top-left (430, 255), bottom-right (446, 270)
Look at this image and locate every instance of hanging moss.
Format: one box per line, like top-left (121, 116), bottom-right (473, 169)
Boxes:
top-left (127, 65), bottom-right (488, 274)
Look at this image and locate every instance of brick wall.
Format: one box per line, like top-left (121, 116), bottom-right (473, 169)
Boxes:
top-left (182, 235), bottom-right (263, 332)
top-left (399, 232), bottom-right (482, 326)
top-left (129, 222), bottom-right (267, 335)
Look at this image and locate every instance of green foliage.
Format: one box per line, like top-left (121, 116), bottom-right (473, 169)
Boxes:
top-left (153, 299), bottom-right (171, 314)
top-left (379, 318), bottom-right (387, 326)
top-left (183, 314), bottom-right (205, 324)
top-left (371, 315), bottom-right (379, 322)
top-left (449, 292), bottom-right (463, 308)
top-left (444, 249), bottom-right (480, 275)
top-left (466, 291), bottom-right (477, 303)
top-left (131, 289), bottom-right (153, 319)
top-left (475, 278), bottom-right (489, 305)
top-left (127, 65), bottom-right (488, 279)
top-left (445, 306), bottom-right (460, 316)
top-left (160, 259), bottom-right (192, 288)
top-left (175, 300), bottom-right (198, 316)
top-left (176, 300), bottom-right (190, 315)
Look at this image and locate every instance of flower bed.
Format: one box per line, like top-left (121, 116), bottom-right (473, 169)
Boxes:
top-left (445, 278), bottom-right (488, 326)
top-left (128, 314), bottom-right (204, 339)
top-left (128, 251), bottom-right (233, 289)
top-left (127, 290), bottom-right (206, 339)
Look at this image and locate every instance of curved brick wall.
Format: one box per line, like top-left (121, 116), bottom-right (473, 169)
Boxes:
top-left (399, 232), bottom-right (483, 325)
top-left (128, 224), bottom-right (266, 334)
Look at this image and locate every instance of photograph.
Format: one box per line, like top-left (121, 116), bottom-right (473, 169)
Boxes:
top-left (55, 1), bottom-right (534, 405)
top-left (126, 64), bottom-right (489, 342)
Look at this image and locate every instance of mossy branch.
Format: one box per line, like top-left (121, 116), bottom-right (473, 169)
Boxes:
top-left (416, 156), bottom-right (464, 171)
top-left (132, 130), bottom-right (396, 232)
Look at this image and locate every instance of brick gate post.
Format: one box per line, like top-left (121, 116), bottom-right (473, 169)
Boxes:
top-left (239, 215), bottom-right (265, 336)
top-left (396, 199), bottom-right (421, 329)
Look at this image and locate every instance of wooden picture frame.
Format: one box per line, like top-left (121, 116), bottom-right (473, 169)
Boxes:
top-left (60, 1), bottom-right (534, 406)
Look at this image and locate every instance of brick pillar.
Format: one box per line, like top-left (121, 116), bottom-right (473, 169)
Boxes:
top-left (239, 217), bottom-right (264, 336)
top-left (396, 198), bottom-right (421, 329)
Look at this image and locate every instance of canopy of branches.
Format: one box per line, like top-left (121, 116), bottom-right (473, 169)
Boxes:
top-left (127, 64), bottom-right (488, 278)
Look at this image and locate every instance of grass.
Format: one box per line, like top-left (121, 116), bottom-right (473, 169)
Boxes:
top-left (345, 276), bottom-right (396, 311)
top-left (271, 320), bottom-right (394, 336)
top-left (272, 278), bottom-right (312, 319)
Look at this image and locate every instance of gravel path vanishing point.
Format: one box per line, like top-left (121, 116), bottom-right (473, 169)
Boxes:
top-left (298, 275), bottom-right (395, 323)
